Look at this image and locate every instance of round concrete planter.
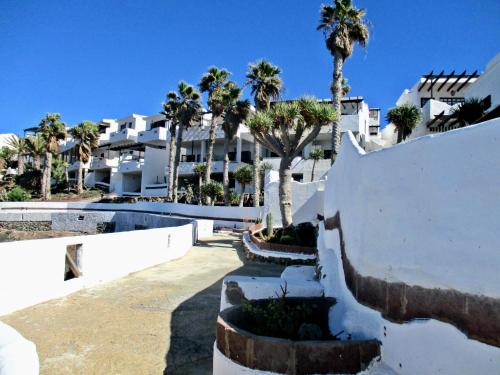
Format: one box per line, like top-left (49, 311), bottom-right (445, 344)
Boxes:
top-left (216, 298), bottom-right (380, 374)
top-left (249, 224), bottom-right (317, 255)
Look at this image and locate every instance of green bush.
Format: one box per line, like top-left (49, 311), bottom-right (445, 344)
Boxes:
top-left (7, 186), bottom-right (31, 202)
top-left (229, 190), bottom-right (240, 205)
top-left (201, 181), bottom-right (224, 205)
top-left (15, 169), bottom-right (42, 193)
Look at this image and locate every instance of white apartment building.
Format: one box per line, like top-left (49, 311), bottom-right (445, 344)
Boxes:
top-left (379, 53), bottom-right (500, 144)
top-left (53, 96), bottom-right (379, 197)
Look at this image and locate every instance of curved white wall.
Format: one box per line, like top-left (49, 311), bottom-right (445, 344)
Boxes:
top-left (324, 119), bottom-right (500, 297)
top-left (320, 119), bottom-right (500, 374)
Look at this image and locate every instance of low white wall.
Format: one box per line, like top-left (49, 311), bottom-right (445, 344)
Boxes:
top-left (0, 201), bottom-right (260, 229)
top-left (0, 220), bottom-right (194, 316)
top-left (264, 170), bottom-right (324, 227)
top-left (0, 322), bottom-right (39, 375)
top-left (319, 119), bottom-right (500, 373)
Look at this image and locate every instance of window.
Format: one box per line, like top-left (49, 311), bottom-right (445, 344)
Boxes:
top-left (440, 97), bottom-right (465, 106)
top-left (420, 98), bottom-right (431, 108)
top-left (150, 120), bottom-right (166, 129)
top-left (292, 173), bottom-right (303, 182)
top-left (119, 123), bottom-right (127, 130)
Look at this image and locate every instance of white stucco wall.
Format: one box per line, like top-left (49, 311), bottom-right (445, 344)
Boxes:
top-left (464, 52), bottom-right (500, 107)
top-left (264, 170), bottom-right (324, 227)
top-left (0, 322), bottom-right (39, 375)
top-left (319, 120), bottom-right (500, 374)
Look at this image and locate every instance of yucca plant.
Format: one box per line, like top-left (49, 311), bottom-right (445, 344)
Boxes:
top-left (248, 98), bottom-right (337, 227)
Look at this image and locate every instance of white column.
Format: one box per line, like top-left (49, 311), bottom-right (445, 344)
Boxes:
top-left (236, 137), bottom-right (242, 163)
top-left (201, 140), bottom-right (206, 162)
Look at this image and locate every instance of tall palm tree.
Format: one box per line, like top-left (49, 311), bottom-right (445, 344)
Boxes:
top-left (70, 121), bottom-right (100, 194)
top-left (386, 104), bottom-right (422, 143)
top-left (220, 83), bottom-right (251, 205)
top-left (246, 60), bottom-right (283, 207)
top-left (248, 98), bottom-right (337, 227)
top-left (192, 163), bottom-right (206, 205)
top-left (199, 67), bottom-right (230, 191)
top-left (171, 82), bottom-right (202, 203)
top-left (317, 0), bottom-right (369, 163)
top-left (39, 113), bottom-right (67, 200)
top-left (308, 147), bottom-right (324, 182)
top-left (233, 164), bottom-right (253, 207)
top-left (6, 135), bottom-right (27, 175)
top-left (451, 98), bottom-right (488, 128)
top-left (162, 93), bottom-right (181, 201)
top-left (26, 134), bottom-right (45, 170)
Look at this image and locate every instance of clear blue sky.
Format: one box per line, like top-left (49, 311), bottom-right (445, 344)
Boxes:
top-left (1, 0), bottom-right (499, 133)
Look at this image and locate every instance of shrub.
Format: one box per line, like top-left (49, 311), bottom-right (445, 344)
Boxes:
top-left (15, 169), bottom-right (42, 193)
top-left (229, 190), bottom-right (240, 205)
top-left (7, 186), bottom-right (31, 202)
top-left (201, 181), bottom-right (224, 205)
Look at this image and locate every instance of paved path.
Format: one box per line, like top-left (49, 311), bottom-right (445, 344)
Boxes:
top-left (1, 233), bottom-right (284, 375)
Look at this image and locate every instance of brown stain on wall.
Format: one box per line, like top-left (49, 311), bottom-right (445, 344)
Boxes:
top-left (324, 212), bottom-right (500, 348)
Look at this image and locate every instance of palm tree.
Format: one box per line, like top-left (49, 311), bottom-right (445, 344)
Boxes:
top-left (6, 136), bottom-right (27, 175)
top-left (220, 83), bottom-right (251, 205)
top-left (317, 0), bottom-right (369, 163)
top-left (246, 60), bottom-right (283, 207)
top-left (162, 93), bottom-right (180, 201)
top-left (386, 104), bottom-right (422, 143)
top-left (308, 147), bottom-right (324, 182)
top-left (70, 121), bottom-right (100, 194)
top-left (39, 113), bottom-right (67, 200)
top-left (171, 82), bottom-right (202, 202)
top-left (26, 134), bottom-right (45, 170)
top-left (192, 163), bottom-right (206, 205)
top-left (233, 164), bottom-right (253, 207)
top-left (199, 67), bottom-right (230, 190)
top-left (451, 98), bottom-right (488, 128)
top-left (248, 98), bottom-right (337, 227)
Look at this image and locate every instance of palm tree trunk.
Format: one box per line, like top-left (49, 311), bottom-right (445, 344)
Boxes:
top-left (223, 135), bottom-right (230, 206)
top-left (44, 152), bottom-right (52, 200)
top-left (167, 125), bottom-right (177, 201)
top-left (40, 156), bottom-right (46, 198)
top-left (34, 155), bottom-right (41, 170)
top-left (311, 160), bottom-right (316, 182)
top-left (172, 124), bottom-right (184, 203)
top-left (397, 127), bottom-right (404, 143)
top-left (77, 160), bottom-right (83, 194)
top-left (17, 154), bottom-right (24, 175)
top-left (253, 142), bottom-right (260, 207)
top-left (331, 52), bottom-right (344, 164)
top-left (279, 156), bottom-right (293, 228)
top-left (198, 175), bottom-right (203, 205)
top-left (204, 115), bottom-right (217, 203)
top-left (239, 183), bottom-right (245, 207)
top-left (65, 165), bottom-right (69, 193)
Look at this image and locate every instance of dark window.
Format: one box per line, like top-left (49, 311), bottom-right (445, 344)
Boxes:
top-left (120, 123), bottom-right (127, 130)
top-left (440, 97), bottom-right (465, 106)
top-left (324, 149), bottom-right (332, 160)
top-left (241, 151), bottom-right (252, 163)
top-left (420, 98), bottom-right (431, 108)
top-left (292, 173), bottom-right (303, 182)
top-left (150, 120), bottom-right (166, 129)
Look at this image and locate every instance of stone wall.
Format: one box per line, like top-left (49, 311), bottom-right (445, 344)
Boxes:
top-left (0, 221), bottom-right (51, 231)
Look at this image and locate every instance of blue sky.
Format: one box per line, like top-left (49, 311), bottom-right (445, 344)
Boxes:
top-left (0, 0), bottom-right (499, 133)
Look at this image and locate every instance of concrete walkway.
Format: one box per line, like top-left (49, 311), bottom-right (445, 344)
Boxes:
top-left (1, 233), bottom-right (284, 375)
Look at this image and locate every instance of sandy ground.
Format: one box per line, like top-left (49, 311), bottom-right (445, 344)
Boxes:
top-left (1, 233), bottom-right (284, 375)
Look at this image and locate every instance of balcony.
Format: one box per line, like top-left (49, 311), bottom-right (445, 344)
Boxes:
top-left (138, 127), bottom-right (167, 146)
top-left (118, 159), bottom-right (144, 173)
top-left (68, 160), bottom-right (89, 172)
top-left (98, 133), bottom-right (110, 146)
top-left (109, 128), bottom-right (138, 146)
top-left (182, 125), bottom-right (225, 142)
top-left (178, 160), bottom-right (247, 175)
top-left (90, 157), bottom-right (119, 170)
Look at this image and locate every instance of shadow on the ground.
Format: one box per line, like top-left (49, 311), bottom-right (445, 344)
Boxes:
top-left (163, 237), bottom-right (284, 375)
